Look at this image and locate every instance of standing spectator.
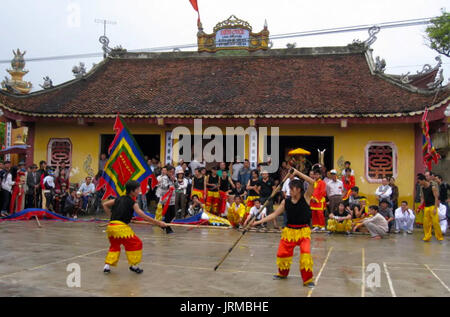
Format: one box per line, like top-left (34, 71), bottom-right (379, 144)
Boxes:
top-left (56, 162), bottom-right (71, 180)
top-left (25, 164), bottom-right (39, 208)
top-left (43, 169), bottom-right (56, 211)
top-left (10, 164), bottom-right (26, 213)
top-left (379, 199), bottom-right (395, 233)
top-left (175, 169), bottom-right (188, 218)
top-left (155, 166), bottom-right (168, 204)
top-left (340, 161), bottom-right (355, 176)
top-left (218, 170), bottom-right (235, 216)
top-left (258, 170), bottom-right (277, 228)
top-left (55, 168), bottom-right (70, 191)
top-left (158, 166), bottom-right (177, 234)
top-left (278, 161), bottom-right (290, 184)
top-left (417, 174), bottom-right (443, 242)
top-left (246, 170), bottom-right (260, 213)
top-left (98, 153), bottom-right (108, 172)
top-left (435, 175), bottom-right (449, 216)
top-left (304, 170), bottom-right (315, 192)
top-left (394, 201), bottom-right (415, 234)
top-left (353, 205), bottom-right (388, 239)
top-left (231, 158), bottom-right (244, 183)
top-left (326, 169), bottom-right (344, 215)
top-left (375, 178), bottom-right (392, 205)
top-left (217, 162), bottom-right (227, 178)
top-left (35, 160), bottom-right (47, 208)
top-left (188, 158), bottom-right (205, 174)
top-left (389, 177), bottom-right (399, 210)
top-left (79, 176), bottom-right (96, 212)
top-left (414, 174), bottom-right (424, 227)
top-left (191, 167), bottom-right (206, 203)
top-left (238, 160), bottom-right (252, 190)
top-left (1, 166), bottom-right (16, 216)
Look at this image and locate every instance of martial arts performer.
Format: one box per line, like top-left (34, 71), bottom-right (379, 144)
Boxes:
top-left (102, 180), bottom-right (167, 274)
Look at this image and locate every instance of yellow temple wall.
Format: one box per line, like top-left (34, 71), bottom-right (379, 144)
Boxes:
top-left (34, 122), bottom-right (415, 206)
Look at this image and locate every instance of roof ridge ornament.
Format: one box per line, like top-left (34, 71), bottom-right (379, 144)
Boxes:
top-left (72, 62), bottom-right (87, 79)
top-left (39, 76), bottom-right (53, 89)
top-left (99, 35), bottom-right (127, 58)
top-left (213, 15), bottom-right (252, 32)
top-left (364, 26), bottom-right (380, 47)
top-left (427, 69), bottom-right (444, 89)
top-left (374, 56), bottom-right (386, 73)
top-left (417, 56), bottom-right (442, 75)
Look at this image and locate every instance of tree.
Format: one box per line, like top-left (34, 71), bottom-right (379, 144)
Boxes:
top-left (426, 9), bottom-right (450, 57)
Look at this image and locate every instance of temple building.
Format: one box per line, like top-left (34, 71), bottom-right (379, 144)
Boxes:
top-left (0, 16), bottom-right (449, 205)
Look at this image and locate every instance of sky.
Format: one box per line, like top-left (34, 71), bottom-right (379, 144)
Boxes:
top-left (0, 0), bottom-right (449, 92)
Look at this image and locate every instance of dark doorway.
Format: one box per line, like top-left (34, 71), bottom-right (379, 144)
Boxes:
top-left (265, 135), bottom-right (334, 171)
top-left (100, 134), bottom-right (161, 161)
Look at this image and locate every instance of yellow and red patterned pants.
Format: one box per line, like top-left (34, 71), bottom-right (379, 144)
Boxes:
top-left (276, 225), bottom-right (313, 284)
top-left (423, 206), bottom-right (443, 241)
top-left (105, 221), bottom-right (143, 266)
top-left (205, 191), bottom-right (220, 215)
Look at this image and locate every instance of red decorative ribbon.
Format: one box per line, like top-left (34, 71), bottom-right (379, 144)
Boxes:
top-left (160, 186), bottom-right (175, 216)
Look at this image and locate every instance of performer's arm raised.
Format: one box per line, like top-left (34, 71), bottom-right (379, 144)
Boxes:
top-left (252, 199), bottom-right (285, 226)
top-left (290, 168), bottom-right (315, 204)
top-left (133, 203), bottom-right (167, 228)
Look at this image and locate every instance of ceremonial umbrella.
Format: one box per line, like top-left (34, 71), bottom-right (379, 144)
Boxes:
top-left (288, 148), bottom-right (311, 156)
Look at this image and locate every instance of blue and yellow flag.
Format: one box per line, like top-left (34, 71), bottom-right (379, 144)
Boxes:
top-left (97, 115), bottom-right (156, 199)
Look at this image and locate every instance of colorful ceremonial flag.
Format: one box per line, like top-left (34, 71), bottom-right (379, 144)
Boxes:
top-left (189, 0), bottom-right (201, 26)
top-left (96, 115), bottom-right (157, 199)
top-left (421, 108), bottom-right (441, 171)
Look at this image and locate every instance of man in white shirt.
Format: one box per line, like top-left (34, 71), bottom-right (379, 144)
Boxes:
top-left (188, 159), bottom-right (205, 174)
top-left (438, 202), bottom-right (448, 234)
top-left (394, 201), bottom-right (415, 234)
top-left (243, 199), bottom-right (267, 228)
top-left (375, 178), bottom-right (392, 204)
top-left (231, 159), bottom-right (244, 183)
top-left (79, 176), bottom-right (95, 211)
top-left (326, 169), bottom-right (344, 215)
top-left (353, 205), bottom-right (388, 239)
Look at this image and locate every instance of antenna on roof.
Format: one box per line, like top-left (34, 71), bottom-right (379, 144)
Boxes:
top-left (94, 19), bottom-right (117, 37)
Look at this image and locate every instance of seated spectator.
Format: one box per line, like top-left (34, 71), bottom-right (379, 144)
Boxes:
top-left (54, 182), bottom-right (69, 214)
top-left (224, 195), bottom-right (234, 217)
top-left (187, 195), bottom-right (204, 217)
top-left (438, 202), bottom-right (448, 234)
top-left (351, 204), bottom-right (368, 232)
top-left (353, 205), bottom-right (388, 239)
top-left (227, 195), bottom-right (246, 228)
top-left (394, 201), bottom-right (415, 234)
top-left (79, 176), bottom-right (96, 211)
top-left (375, 178), bottom-right (392, 205)
top-left (344, 186), bottom-right (369, 214)
top-left (64, 190), bottom-right (82, 219)
top-left (379, 199), bottom-right (395, 232)
top-left (327, 202), bottom-right (352, 235)
top-left (243, 198), bottom-right (267, 228)
top-left (231, 180), bottom-right (247, 199)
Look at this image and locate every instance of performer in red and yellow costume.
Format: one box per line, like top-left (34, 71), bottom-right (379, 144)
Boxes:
top-left (245, 170), bottom-right (260, 214)
top-left (310, 168), bottom-right (327, 231)
top-left (341, 168), bottom-right (356, 201)
top-left (191, 168), bottom-right (205, 203)
top-left (102, 180), bottom-right (167, 274)
top-left (205, 167), bottom-right (220, 214)
top-left (252, 168), bottom-right (316, 288)
top-left (10, 163), bottom-right (26, 213)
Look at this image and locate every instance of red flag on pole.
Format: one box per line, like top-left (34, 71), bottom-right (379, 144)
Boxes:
top-left (189, 0), bottom-right (201, 26)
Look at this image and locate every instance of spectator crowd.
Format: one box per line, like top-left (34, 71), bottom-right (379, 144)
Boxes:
top-left (0, 154), bottom-right (448, 242)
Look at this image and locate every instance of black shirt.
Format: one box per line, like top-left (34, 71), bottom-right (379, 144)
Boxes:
top-left (422, 185), bottom-right (436, 207)
top-left (207, 175), bottom-right (219, 192)
top-left (258, 178), bottom-right (274, 198)
top-left (248, 179), bottom-right (260, 197)
top-left (332, 209), bottom-right (350, 218)
top-left (219, 177), bottom-right (231, 192)
top-left (439, 183), bottom-right (449, 203)
top-left (110, 195), bottom-right (136, 224)
top-left (193, 176), bottom-right (204, 191)
top-left (285, 196), bottom-right (311, 226)
top-left (232, 187), bottom-right (245, 197)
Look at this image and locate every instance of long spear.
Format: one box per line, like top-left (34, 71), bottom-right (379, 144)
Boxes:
top-left (213, 169), bottom-right (293, 271)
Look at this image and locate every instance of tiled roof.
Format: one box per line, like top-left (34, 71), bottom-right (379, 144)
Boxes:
top-left (0, 47), bottom-right (449, 119)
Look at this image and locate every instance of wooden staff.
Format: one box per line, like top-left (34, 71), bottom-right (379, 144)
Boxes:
top-left (34, 215), bottom-right (42, 228)
top-left (213, 169), bottom-right (293, 271)
top-left (98, 219), bottom-right (231, 230)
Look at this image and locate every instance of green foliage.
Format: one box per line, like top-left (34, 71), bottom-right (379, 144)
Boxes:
top-left (426, 9), bottom-right (450, 57)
